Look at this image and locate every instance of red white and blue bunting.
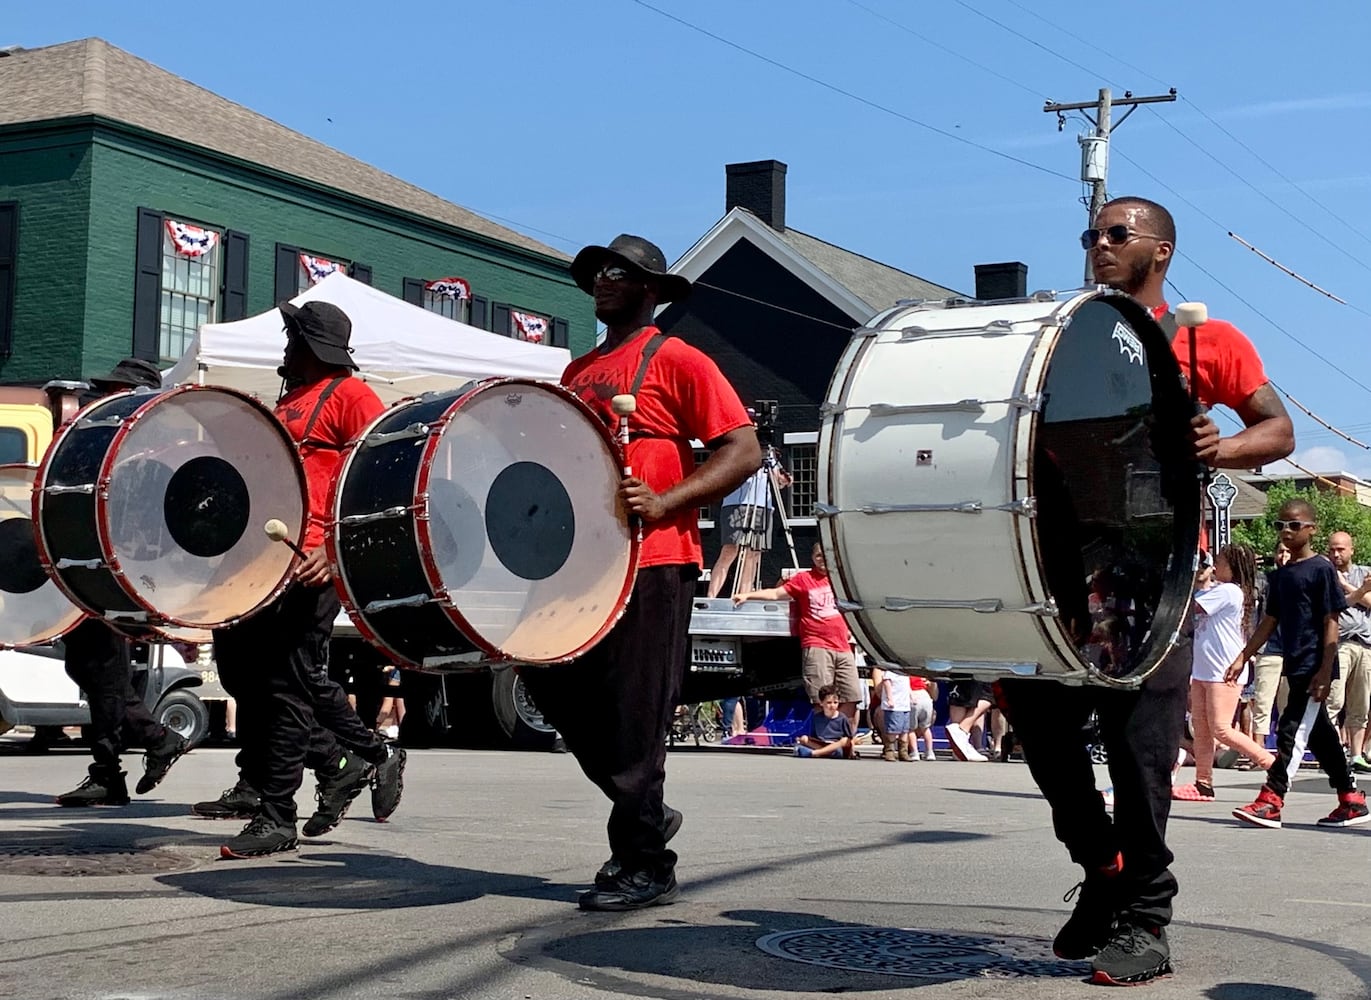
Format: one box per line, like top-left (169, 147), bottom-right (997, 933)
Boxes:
top-left (425, 276), bottom-right (471, 300)
top-left (511, 310), bottom-right (547, 344)
top-left (165, 220), bottom-right (219, 258)
top-left (300, 254), bottom-right (346, 285)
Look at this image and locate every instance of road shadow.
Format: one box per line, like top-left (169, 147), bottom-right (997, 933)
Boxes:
top-left (1206, 986), bottom-right (1319, 1000)
top-left (160, 851), bottom-right (577, 909)
top-left (517, 906), bottom-right (1090, 992)
top-left (0, 800), bottom-right (199, 820)
top-left (1, 819), bottom-right (224, 850)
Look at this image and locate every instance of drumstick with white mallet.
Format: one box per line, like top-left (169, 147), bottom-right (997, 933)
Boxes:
top-left (1175, 301), bottom-right (1209, 480)
top-left (611, 394), bottom-right (642, 539)
top-left (263, 518), bottom-right (308, 559)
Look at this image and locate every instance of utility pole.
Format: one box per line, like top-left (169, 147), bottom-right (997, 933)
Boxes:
top-left (1044, 87), bottom-right (1178, 283)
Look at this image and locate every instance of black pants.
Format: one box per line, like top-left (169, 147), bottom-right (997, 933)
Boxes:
top-left (214, 583), bottom-right (384, 825)
top-left (522, 564), bottom-right (698, 878)
top-left (998, 643), bottom-right (1189, 927)
top-left (1266, 672), bottom-right (1355, 799)
top-left (64, 618), bottom-right (166, 771)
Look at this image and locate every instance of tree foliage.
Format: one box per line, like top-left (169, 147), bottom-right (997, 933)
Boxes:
top-left (1232, 481), bottom-right (1371, 562)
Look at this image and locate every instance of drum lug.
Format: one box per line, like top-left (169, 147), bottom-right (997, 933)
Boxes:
top-left (922, 658), bottom-right (1041, 677)
top-left (54, 557), bottom-right (106, 570)
top-left (817, 499), bottom-right (1034, 516)
top-left (362, 593), bottom-right (434, 614)
top-left (821, 394), bottom-right (1042, 418)
top-left (43, 483), bottom-right (96, 496)
top-left (338, 505), bottom-right (415, 526)
top-left (75, 415), bottom-right (127, 429)
top-left (842, 596), bottom-right (1059, 616)
top-left (365, 422), bottom-right (433, 446)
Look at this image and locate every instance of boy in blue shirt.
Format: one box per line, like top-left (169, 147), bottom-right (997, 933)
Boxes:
top-left (1228, 499), bottom-right (1370, 828)
top-left (795, 685), bottom-right (856, 759)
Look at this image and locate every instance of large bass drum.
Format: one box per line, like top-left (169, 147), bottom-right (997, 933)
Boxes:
top-left (34, 385), bottom-right (307, 631)
top-left (0, 465), bottom-right (85, 646)
top-left (819, 289), bottom-right (1200, 688)
top-left (330, 377), bottom-right (638, 669)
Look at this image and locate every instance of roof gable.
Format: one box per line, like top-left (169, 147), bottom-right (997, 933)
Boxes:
top-left (0, 39), bottom-right (568, 261)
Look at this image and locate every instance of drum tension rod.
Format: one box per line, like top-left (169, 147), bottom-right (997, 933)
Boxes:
top-left (54, 557), bottom-right (106, 570)
top-left (365, 423), bottom-right (432, 446)
top-left (839, 596), bottom-right (1059, 616)
top-left (75, 416), bottom-right (127, 429)
top-left (43, 484), bottom-right (96, 495)
top-left (815, 498), bottom-right (1036, 517)
top-left (337, 505), bottom-right (416, 526)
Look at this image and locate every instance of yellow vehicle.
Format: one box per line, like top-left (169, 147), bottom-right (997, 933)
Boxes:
top-left (0, 381), bottom-right (88, 462)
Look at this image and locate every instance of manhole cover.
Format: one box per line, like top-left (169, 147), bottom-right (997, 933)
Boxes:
top-left (0, 845), bottom-right (197, 877)
top-left (756, 927), bottom-right (1089, 980)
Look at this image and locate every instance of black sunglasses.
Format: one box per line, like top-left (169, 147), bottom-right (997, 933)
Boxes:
top-left (1079, 225), bottom-right (1167, 250)
top-left (1272, 519), bottom-right (1315, 531)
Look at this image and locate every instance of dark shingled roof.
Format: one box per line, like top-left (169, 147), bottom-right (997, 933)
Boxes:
top-left (0, 38), bottom-right (568, 261)
top-left (776, 226), bottom-right (961, 310)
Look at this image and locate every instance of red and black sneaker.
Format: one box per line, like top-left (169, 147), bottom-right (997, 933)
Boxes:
top-left (1316, 789), bottom-right (1371, 828)
top-left (1232, 785), bottom-right (1283, 829)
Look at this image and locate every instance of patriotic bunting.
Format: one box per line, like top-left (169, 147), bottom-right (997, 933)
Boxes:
top-left (165, 220), bottom-right (219, 258)
top-left (425, 276), bottom-right (471, 300)
top-left (300, 254), bottom-right (346, 285)
top-left (511, 310), bottom-right (548, 344)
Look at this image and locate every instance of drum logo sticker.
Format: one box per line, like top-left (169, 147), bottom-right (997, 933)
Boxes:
top-left (505, 393), bottom-right (524, 408)
top-left (1111, 322), bottom-right (1144, 366)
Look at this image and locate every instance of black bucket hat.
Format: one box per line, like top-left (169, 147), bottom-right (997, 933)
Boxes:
top-left (569, 234), bottom-right (692, 303)
top-left (92, 357), bottom-right (162, 390)
top-left (279, 300), bottom-right (358, 370)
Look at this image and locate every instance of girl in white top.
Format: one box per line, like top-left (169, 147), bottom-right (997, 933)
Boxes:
top-left (1174, 543), bottom-right (1275, 801)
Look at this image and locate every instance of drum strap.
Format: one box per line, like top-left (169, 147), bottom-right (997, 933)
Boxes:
top-left (298, 375), bottom-right (349, 451)
top-left (624, 332), bottom-right (676, 441)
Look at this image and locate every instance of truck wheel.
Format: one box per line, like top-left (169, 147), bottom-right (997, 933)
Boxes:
top-left (490, 666), bottom-right (557, 751)
top-left (156, 690), bottom-right (210, 746)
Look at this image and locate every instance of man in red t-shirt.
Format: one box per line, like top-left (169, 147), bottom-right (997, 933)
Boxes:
top-left (522, 234), bottom-right (760, 911)
top-left (998, 196), bottom-right (1295, 985)
top-left (210, 301), bottom-right (406, 859)
top-left (734, 542), bottom-right (861, 730)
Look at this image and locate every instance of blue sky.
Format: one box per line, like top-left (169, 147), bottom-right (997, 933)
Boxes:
top-left (8, 1), bottom-right (1371, 478)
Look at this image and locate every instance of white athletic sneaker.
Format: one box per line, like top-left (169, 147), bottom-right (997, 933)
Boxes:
top-left (946, 725), bottom-right (988, 762)
top-left (925, 752), bottom-right (938, 761)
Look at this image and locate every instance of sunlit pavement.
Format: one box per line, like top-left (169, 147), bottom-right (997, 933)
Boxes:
top-left (1, 743), bottom-right (1367, 999)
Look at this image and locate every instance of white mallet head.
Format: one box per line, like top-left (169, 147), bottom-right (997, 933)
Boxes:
top-left (263, 518), bottom-right (290, 542)
top-left (1175, 302), bottom-right (1208, 328)
top-left (611, 394), bottom-right (637, 417)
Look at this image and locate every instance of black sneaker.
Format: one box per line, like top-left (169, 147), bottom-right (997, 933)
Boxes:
top-left (192, 780), bottom-right (262, 819)
top-left (302, 753), bottom-right (373, 837)
top-left (220, 815), bottom-right (298, 859)
top-left (370, 746), bottom-right (407, 822)
top-left (1052, 852), bottom-right (1121, 959)
top-left (135, 732), bottom-right (191, 795)
top-left (578, 868), bottom-right (680, 911)
top-left (1091, 922), bottom-right (1173, 985)
top-left (595, 806), bottom-right (683, 889)
top-left (56, 766), bottom-right (130, 807)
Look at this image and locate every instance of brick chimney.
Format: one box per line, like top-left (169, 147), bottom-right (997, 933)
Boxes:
top-left (974, 262), bottom-right (1028, 301)
top-left (726, 160), bottom-right (787, 231)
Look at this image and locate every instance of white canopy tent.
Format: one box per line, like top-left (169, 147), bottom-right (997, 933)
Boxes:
top-left (163, 272), bottom-right (570, 404)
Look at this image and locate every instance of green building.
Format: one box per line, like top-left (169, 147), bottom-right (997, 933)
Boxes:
top-left (0, 38), bottom-right (592, 383)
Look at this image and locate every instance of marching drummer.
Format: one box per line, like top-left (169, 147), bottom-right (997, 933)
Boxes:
top-left (996, 196), bottom-right (1295, 985)
top-left (54, 358), bottom-right (192, 808)
top-left (209, 301), bottom-right (406, 859)
top-left (522, 234), bottom-right (761, 910)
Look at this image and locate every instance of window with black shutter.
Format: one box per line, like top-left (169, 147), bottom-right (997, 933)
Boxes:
top-left (499, 303), bottom-right (555, 345)
top-left (469, 294), bottom-right (489, 330)
top-left (492, 302), bottom-right (511, 338)
top-left (402, 277), bottom-right (424, 306)
top-left (221, 230), bottom-right (250, 321)
top-left (408, 276), bottom-right (473, 323)
top-left (277, 244), bottom-right (350, 299)
top-left (131, 207), bottom-right (165, 360)
top-left (0, 202), bottom-right (16, 360)
top-left (348, 262), bottom-right (372, 285)
top-left (551, 317), bottom-right (569, 349)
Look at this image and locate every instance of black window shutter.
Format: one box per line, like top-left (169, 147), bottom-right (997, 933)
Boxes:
top-left (131, 208), bottom-right (164, 360)
top-left (0, 202), bottom-right (16, 360)
top-left (274, 244), bottom-right (301, 302)
top-left (348, 262), bottom-right (372, 285)
top-left (221, 230), bottom-right (250, 321)
top-left (469, 294), bottom-right (488, 330)
top-left (492, 302), bottom-right (511, 338)
top-left (551, 316), bottom-right (569, 349)
top-left (402, 277), bottom-right (424, 306)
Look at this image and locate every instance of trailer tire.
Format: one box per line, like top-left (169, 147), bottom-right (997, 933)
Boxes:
top-left (156, 690), bottom-right (210, 746)
top-left (490, 666), bottom-right (557, 751)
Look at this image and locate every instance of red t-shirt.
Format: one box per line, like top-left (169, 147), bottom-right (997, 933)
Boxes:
top-left (562, 328), bottom-right (751, 568)
top-left (783, 570), bottom-right (852, 652)
top-left (1154, 302), bottom-right (1268, 410)
top-left (275, 376), bottom-right (385, 548)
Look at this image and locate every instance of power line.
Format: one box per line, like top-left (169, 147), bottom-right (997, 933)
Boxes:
top-left (627, 0), bottom-right (1077, 183)
top-left (996, 0), bottom-right (1171, 89)
top-left (950, 0), bottom-right (1103, 80)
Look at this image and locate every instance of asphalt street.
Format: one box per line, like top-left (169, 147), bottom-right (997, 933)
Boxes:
top-left (0, 742), bottom-right (1367, 1000)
